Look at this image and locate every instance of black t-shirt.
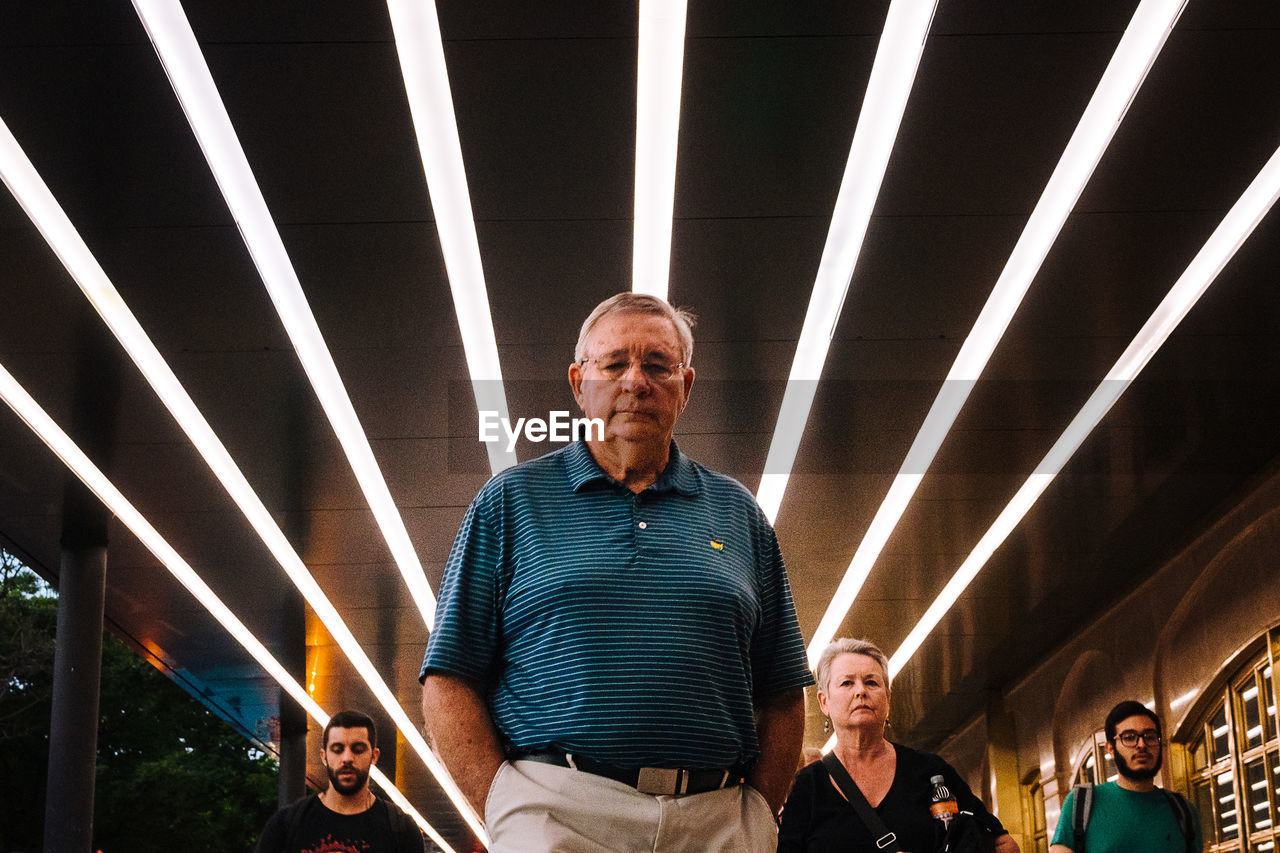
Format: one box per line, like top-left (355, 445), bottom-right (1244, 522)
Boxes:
top-left (254, 796), bottom-right (426, 853)
top-left (777, 742), bottom-right (1004, 853)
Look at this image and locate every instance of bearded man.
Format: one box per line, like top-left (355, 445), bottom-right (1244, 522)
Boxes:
top-left (1051, 700), bottom-right (1203, 853)
top-left (255, 709), bottom-right (425, 852)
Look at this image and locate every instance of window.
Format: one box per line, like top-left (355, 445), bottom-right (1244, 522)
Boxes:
top-left (1023, 775), bottom-right (1049, 853)
top-left (1071, 729), bottom-right (1119, 787)
top-left (1187, 642), bottom-right (1279, 852)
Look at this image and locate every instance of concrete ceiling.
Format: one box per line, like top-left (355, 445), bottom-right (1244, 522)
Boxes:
top-left (3, 1), bottom-right (1279, 849)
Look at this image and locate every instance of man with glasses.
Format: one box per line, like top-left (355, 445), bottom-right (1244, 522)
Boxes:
top-left (420, 293), bottom-right (812, 852)
top-left (1051, 700), bottom-right (1203, 853)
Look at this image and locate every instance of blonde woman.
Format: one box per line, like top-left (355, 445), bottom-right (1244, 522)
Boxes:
top-left (779, 639), bottom-right (1019, 852)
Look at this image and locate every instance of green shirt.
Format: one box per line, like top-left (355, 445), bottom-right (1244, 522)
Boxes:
top-left (1052, 782), bottom-right (1204, 853)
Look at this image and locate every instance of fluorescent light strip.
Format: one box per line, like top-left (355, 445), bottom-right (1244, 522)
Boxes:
top-left (755, 0), bottom-right (940, 524)
top-left (0, 363), bottom-right (456, 853)
top-left (130, 0), bottom-right (442, 626)
top-left (632, 0), bottom-right (688, 299)
top-left (385, 0), bottom-right (516, 475)
top-left (887, 142), bottom-right (1280, 678)
top-left (805, 0), bottom-right (1187, 665)
top-left (0, 115), bottom-right (487, 844)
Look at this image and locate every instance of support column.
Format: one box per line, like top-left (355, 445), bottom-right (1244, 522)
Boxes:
top-left (987, 692), bottom-right (1028, 851)
top-left (43, 535), bottom-right (107, 851)
top-left (43, 324), bottom-right (118, 851)
top-left (279, 376), bottom-right (313, 805)
top-left (277, 585), bottom-right (308, 806)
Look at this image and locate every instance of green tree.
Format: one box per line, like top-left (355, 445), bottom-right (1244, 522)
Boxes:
top-left (0, 552), bottom-right (278, 852)
top-left (0, 551), bottom-right (57, 852)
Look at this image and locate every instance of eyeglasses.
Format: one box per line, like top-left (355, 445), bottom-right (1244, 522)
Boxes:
top-left (578, 354), bottom-right (684, 382)
top-left (1116, 730), bottom-right (1162, 748)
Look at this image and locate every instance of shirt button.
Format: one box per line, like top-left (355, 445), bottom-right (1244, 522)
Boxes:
top-left (638, 521), bottom-right (648, 530)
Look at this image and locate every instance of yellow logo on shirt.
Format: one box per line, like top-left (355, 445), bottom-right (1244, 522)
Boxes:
top-left (710, 539), bottom-right (724, 551)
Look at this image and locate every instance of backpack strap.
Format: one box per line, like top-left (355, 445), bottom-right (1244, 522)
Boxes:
top-left (1071, 783), bottom-right (1094, 853)
top-left (1160, 789), bottom-right (1195, 853)
top-left (820, 753), bottom-right (904, 852)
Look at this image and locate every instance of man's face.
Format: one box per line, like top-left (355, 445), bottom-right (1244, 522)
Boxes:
top-left (568, 312), bottom-right (694, 449)
top-left (322, 726), bottom-right (379, 796)
top-left (1109, 713), bottom-right (1162, 781)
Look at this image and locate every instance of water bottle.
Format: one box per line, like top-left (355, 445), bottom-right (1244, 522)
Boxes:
top-left (929, 774), bottom-right (958, 830)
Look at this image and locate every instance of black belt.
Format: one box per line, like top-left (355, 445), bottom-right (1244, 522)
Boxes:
top-left (515, 750), bottom-right (745, 797)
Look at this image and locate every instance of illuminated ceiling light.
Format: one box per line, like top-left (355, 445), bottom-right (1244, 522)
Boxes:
top-left (806, 0), bottom-right (1188, 664)
top-left (385, 0), bottom-right (516, 474)
top-left (0, 363), bottom-right (456, 853)
top-left (755, 0), bottom-right (940, 524)
top-left (130, 0), bottom-right (442, 625)
top-left (0, 114), bottom-right (487, 843)
top-left (632, 0), bottom-right (687, 299)
top-left (1170, 688), bottom-right (1199, 710)
top-left (887, 142), bottom-right (1280, 677)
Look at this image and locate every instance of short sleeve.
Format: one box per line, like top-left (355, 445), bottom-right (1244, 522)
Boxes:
top-left (749, 514), bottom-right (816, 697)
top-left (397, 814), bottom-right (427, 853)
top-left (1051, 788), bottom-right (1078, 848)
top-left (420, 494), bottom-right (505, 683)
top-left (777, 765), bottom-right (817, 852)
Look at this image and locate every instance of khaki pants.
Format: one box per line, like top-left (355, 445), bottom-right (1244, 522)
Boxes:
top-left (484, 759), bottom-right (779, 853)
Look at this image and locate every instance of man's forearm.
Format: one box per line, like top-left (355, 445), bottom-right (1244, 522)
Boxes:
top-left (421, 672), bottom-right (506, 819)
top-left (747, 688), bottom-right (806, 814)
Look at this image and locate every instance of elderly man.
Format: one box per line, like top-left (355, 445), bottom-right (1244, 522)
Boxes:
top-left (421, 293), bottom-right (812, 852)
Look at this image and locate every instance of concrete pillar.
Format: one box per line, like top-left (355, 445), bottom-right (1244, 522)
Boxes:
top-left (277, 702), bottom-right (309, 804)
top-left (278, 376), bottom-right (314, 805)
top-left (43, 325), bottom-right (118, 851)
top-left (987, 693), bottom-right (1028, 851)
top-left (277, 585), bottom-right (308, 806)
top-left (43, 542), bottom-right (107, 853)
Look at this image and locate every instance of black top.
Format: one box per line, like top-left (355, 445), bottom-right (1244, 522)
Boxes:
top-left (778, 742), bottom-right (1005, 853)
top-left (254, 795), bottom-right (426, 853)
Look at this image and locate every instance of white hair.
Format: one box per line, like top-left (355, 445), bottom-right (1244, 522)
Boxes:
top-left (574, 292), bottom-right (696, 366)
top-left (815, 637), bottom-right (890, 696)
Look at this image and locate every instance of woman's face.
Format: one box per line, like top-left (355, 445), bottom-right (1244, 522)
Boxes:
top-left (819, 652), bottom-right (890, 733)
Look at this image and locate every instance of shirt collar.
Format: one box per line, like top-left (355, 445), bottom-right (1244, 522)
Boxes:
top-left (566, 439), bottom-right (701, 496)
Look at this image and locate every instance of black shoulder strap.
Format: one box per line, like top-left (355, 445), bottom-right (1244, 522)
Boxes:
top-left (821, 753), bottom-right (904, 852)
top-left (1160, 789), bottom-right (1195, 853)
top-left (1071, 783), bottom-right (1094, 852)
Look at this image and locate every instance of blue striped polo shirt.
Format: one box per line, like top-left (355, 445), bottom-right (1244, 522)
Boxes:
top-left (420, 440), bottom-right (813, 769)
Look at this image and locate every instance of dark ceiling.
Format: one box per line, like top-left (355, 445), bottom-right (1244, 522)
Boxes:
top-left (2, 1), bottom-right (1279, 850)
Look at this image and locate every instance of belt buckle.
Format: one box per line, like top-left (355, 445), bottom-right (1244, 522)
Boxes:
top-left (636, 767), bottom-right (684, 795)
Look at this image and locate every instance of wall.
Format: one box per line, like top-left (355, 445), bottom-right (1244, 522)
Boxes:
top-left (937, 463), bottom-right (1280, 842)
